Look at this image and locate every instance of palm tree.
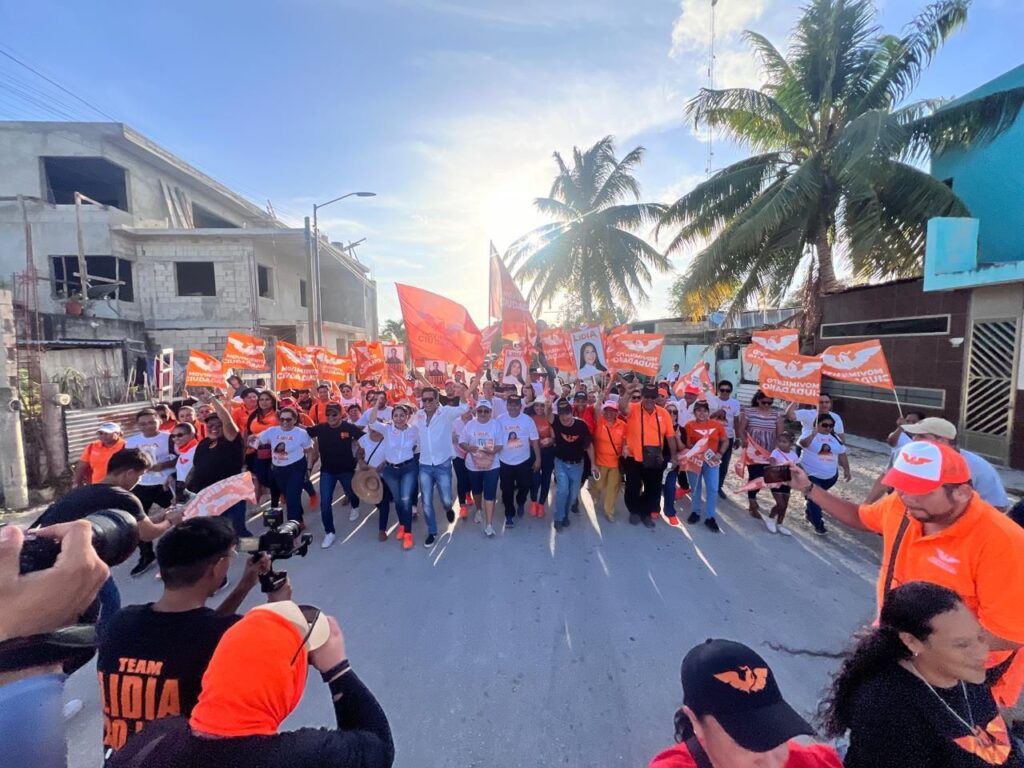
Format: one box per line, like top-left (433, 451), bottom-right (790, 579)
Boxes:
top-left (506, 136), bottom-right (670, 320)
top-left (381, 318), bottom-right (406, 344)
top-left (659, 0), bottom-right (1024, 342)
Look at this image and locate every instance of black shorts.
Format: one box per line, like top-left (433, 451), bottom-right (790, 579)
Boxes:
top-left (133, 484), bottom-right (173, 512)
top-left (773, 484), bottom-right (792, 496)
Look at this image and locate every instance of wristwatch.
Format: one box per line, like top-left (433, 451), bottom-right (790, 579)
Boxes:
top-left (801, 481), bottom-right (815, 497)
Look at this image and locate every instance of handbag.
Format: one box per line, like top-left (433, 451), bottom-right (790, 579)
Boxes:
top-left (604, 422), bottom-right (626, 474)
top-left (640, 409), bottom-right (666, 471)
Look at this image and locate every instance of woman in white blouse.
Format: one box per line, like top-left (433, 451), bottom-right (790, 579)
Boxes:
top-left (368, 400), bottom-right (420, 550)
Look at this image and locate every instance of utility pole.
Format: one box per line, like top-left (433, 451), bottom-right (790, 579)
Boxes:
top-left (304, 216), bottom-right (318, 346)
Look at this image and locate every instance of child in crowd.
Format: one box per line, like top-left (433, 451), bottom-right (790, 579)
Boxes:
top-left (764, 432), bottom-right (798, 536)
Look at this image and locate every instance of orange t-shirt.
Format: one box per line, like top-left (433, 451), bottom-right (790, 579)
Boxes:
top-left (858, 491), bottom-right (1024, 706)
top-left (79, 438), bottom-right (125, 483)
top-left (625, 405), bottom-right (674, 460)
top-left (232, 405), bottom-right (255, 434)
top-left (592, 418), bottom-right (626, 469)
top-left (684, 420), bottom-right (727, 452)
top-left (309, 400), bottom-right (332, 425)
top-left (245, 411), bottom-right (280, 454)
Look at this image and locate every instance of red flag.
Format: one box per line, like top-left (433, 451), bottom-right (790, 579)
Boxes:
top-left (674, 360), bottom-right (715, 398)
top-left (744, 329), bottom-right (800, 365)
top-left (397, 283), bottom-right (486, 371)
top-left (222, 332), bottom-right (268, 370)
top-left (480, 322), bottom-right (501, 354)
top-left (759, 352), bottom-right (822, 405)
top-left (185, 350), bottom-right (226, 389)
top-left (275, 340), bottom-right (318, 390)
top-left (539, 328), bottom-right (574, 371)
top-left (489, 243), bottom-right (537, 345)
top-left (606, 333), bottom-right (665, 377)
top-left (821, 339), bottom-right (894, 390)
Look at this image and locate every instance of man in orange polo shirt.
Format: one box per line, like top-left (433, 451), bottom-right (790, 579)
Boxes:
top-left (72, 422), bottom-right (126, 487)
top-left (621, 384), bottom-right (679, 528)
top-left (309, 384), bottom-right (334, 425)
top-left (789, 440), bottom-right (1024, 707)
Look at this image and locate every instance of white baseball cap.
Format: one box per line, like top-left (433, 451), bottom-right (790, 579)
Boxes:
top-left (249, 601), bottom-right (330, 653)
top-left (97, 422), bottom-right (122, 435)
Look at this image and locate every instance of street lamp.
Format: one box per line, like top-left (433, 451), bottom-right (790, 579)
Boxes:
top-left (310, 191), bottom-right (376, 345)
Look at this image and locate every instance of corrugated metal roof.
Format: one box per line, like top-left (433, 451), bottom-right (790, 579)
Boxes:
top-left (21, 339), bottom-right (126, 349)
top-left (65, 402), bottom-right (148, 462)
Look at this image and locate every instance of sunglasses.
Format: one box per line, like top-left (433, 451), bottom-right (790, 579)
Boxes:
top-left (759, 398), bottom-right (774, 404)
top-left (171, 431), bottom-right (190, 438)
top-left (718, 387), bottom-right (732, 393)
top-left (421, 397), bottom-right (436, 403)
top-left (290, 604), bottom-right (322, 665)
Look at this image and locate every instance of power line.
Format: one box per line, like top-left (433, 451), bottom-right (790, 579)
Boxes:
top-left (0, 42), bottom-right (118, 121)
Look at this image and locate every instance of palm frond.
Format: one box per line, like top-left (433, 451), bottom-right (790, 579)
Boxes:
top-left (590, 145), bottom-right (645, 210)
top-left (686, 88), bottom-right (807, 149)
top-left (533, 197), bottom-right (578, 222)
top-left (505, 222), bottom-right (566, 270)
top-left (903, 87), bottom-right (1024, 162)
top-left (596, 202), bottom-right (667, 233)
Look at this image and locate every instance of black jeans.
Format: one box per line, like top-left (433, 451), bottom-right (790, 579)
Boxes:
top-left (500, 458), bottom-right (533, 518)
top-left (719, 438), bottom-right (735, 490)
top-left (623, 457), bottom-right (664, 517)
top-left (453, 456), bottom-right (471, 505)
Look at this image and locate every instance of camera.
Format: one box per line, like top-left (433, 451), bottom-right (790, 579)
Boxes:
top-left (19, 509), bottom-right (139, 575)
top-left (239, 507), bottom-right (312, 592)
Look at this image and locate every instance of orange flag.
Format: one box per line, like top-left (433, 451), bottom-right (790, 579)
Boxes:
top-left (607, 333), bottom-right (665, 377)
top-left (539, 328), bottom-right (574, 371)
top-left (489, 243), bottom-right (537, 345)
top-left (821, 339), bottom-right (894, 390)
top-left (275, 340), bottom-right (317, 390)
top-left (316, 350), bottom-right (354, 382)
top-left (397, 283), bottom-right (486, 371)
top-left (744, 329), bottom-right (800, 364)
top-left (480, 322), bottom-right (501, 354)
top-left (674, 359), bottom-right (715, 398)
top-left (185, 350), bottom-right (226, 388)
top-left (221, 332), bottom-right (267, 370)
top-left (182, 472), bottom-right (257, 520)
top-left (759, 352), bottom-right (822, 405)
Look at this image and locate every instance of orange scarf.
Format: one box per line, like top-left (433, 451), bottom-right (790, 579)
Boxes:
top-left (189, 610), bottom-right (307, 737)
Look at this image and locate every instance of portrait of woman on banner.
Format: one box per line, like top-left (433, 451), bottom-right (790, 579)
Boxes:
top-left (576, 341), bottom-right (607, 379)
top-left (502, 357), bottom-right (526, 388)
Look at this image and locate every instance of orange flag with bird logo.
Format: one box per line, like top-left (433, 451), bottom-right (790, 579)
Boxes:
top-left (275, 340), bottom-right (317, 390)
top-left (185, 350), bottom-right (226, 388)
top-left (758, 352), bottom-right (822, 405)
top-left (221, 332), bottom-right (267, 370)
top-left (821, 339), bottom-right (894, 390)
top-left (744, 329), bottom-right (800, 365)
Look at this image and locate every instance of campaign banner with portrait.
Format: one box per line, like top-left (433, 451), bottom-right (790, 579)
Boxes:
top-left (499, 347), bottom-right (528, 389)
top-left (570, 324), bottom-right (608, 379)
top-left (422, 359), bottom-right (448, 388)
top-left (383, 343), bottom-right (407, 379)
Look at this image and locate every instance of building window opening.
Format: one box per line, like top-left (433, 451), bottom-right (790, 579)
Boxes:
top-left (191, 204), bottom-right (239, 228)
top-left (258, 265), bottom-right (273, 299)
top-left (299, 278), bottom-right (307, 308)
top-left (175, 262), bottom-right (216, 297)
top-left (51, 255), bottom-right (134, 302)
top-left (42, 157), bottom-right (129, 211)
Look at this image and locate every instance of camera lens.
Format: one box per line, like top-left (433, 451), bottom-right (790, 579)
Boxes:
top-left (276, 520), bottom-right (301, 538)
top-left (87, 510), bottom-right (139, 567)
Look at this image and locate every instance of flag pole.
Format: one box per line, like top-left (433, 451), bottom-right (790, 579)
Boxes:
top-left (891, 386), bottom-right (905, 419)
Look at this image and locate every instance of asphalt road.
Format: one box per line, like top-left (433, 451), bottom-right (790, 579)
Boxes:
top-left (64, 451), bottom-right (886, 768)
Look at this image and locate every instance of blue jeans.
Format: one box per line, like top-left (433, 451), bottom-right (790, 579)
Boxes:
top-left (223, 499), bottom-right (251, 537)
top-left (453, 456), bottom-right (471, 505)
top-left (663, 469), bottom-right (678, 515)
top-left (687, 463), bottom-right (721, 519)
top-left (319, 470), bottom-right (358, 535)
top-left (468, 467), bottom-right (500, 501)
top-left (377, 481), bottom-right (393, 531)
top-left (419, 459), bottom-right (454, 535)
top-left (531, 445), bottom-right (555, 504)
top-left (553, 458), bottom-right (584, 523)
top-left (271, 457), bottom-right (308, 523)
top-left (382, 460), bottom-right (418, 531)
top-left (97, 576), bottom-right (121, 638)
top-left (806, 473), bottom-right (838, 529)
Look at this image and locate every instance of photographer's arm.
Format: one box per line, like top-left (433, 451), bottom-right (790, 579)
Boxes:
top-left (215, 554), bottom-right (272, 615)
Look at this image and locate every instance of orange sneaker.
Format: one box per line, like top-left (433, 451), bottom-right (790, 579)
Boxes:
top-left (668, 515), bottom-right (679, 526)
top-left (396, 525), bottom-right (405, 541)
top-left (459, 505), bottom-right (469, 519)
top-left (402, 532), bottom-right (413, 550)
top-left (535, 504), bottom-right (544, 518)
top-left (650, 512), bottom-right (659, 520)
top-left (467, 493), bottom-right (475, 507)
top-left (309, 493), bottom-right (320, 509)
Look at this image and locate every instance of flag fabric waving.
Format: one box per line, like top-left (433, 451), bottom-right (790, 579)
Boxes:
top-left (758, 352), bottom-right (822, 405)
top-left (185, 350), bottom-right (226, 388)
top-left (397, 283), bottom-right (486, 371)
top-left (606, 333), bottom-right (665, 377)
top-left (182, 472), bottom-right (257, 520)
top-left (221, 332), bottom-right (267, 370)
top-left (539, 328), bottom-right (574, 371)
top-left (821, 339), bottom-right (894, 390)
top-left (316, 349), bottom-right (354, 382)
top-left (488, 243), bottom-right (537, 345)
top-left (480, 322), bottom-right (501, 354)
top-left (744, 329), bottom-right (800, 364)
top-left (674, 359), bottom-right (715, 398)
top-left (275, 340), bottom-right (318, 390)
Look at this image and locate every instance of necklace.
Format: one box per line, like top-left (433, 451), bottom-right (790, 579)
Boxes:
top-left (907, 662), bottom-right (978, 736)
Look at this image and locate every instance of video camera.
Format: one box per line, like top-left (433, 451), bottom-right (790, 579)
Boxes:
top-left (239, 507), bottom-right (312, 593)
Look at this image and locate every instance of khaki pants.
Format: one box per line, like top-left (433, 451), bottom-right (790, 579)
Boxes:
top-left (590, 464), bottom-right (622, 519)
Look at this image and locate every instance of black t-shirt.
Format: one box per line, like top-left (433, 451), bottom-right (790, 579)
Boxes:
top-left (188, 434), bottom-right (246, 492)
top-left (97, 604), bottom-right (240, 758)
top-left (309, 423), bottom-right (365, 474)
top-left (845, 663), bottom-right (1021, 768)
top-left (552, 417), bottom-right (591, 463)
top-left (33, 484), bottom-right (144, 527)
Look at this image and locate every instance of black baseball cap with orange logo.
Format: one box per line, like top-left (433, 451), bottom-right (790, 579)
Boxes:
top-left (681, 639), bottom-right (813, 752)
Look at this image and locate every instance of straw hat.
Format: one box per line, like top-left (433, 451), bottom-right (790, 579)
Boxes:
top-left (352, 466), bottom-right (384, 505)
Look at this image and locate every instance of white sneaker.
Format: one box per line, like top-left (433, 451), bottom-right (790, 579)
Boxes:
top-left (474, 509), bottom-right (483, 524)
top-left (485, 524), bottom-right (495, 538)
top-left (777, 524), bottom-right (793, 537)
top-left (348, 508), bottom-right (359, 522)
top-left (321, 532), bottom-right (337, 549)
top-left (759, 512), bottom-right (777, 534)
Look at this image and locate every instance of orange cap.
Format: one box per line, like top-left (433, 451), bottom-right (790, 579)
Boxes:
top-left (882, 440), bottom-right (971, 495)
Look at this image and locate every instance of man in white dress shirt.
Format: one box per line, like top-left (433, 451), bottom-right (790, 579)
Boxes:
top-left (413, 382), bottom-right (469, 546)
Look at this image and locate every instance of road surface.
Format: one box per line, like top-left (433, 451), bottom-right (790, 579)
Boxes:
top-left (65, 448), bottom-right (885, 767)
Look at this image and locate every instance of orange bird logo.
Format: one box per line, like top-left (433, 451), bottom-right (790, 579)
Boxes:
top-left (714, 666), bottom-right (768, 693)
top-left (953, 716), bottom-right (1012, 765)
top-left (901, 454), bottom-right (934, 466)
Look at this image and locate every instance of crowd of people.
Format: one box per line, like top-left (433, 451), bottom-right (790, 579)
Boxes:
top-left (2, 357), bottom-right (1023, 768)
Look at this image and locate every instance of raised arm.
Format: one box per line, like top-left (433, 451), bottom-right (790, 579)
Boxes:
top-left (208, 392), bottom-right (239, 441)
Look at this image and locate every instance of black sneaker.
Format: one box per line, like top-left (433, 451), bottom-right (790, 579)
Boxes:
top-left (130, 553), bottom-right (156, 577)
top-left (686, 512), bottom-right (700, 525)
top-left (516, 504), bottom-right (525, 518)
top-left (813, 523), bottom-right (828, 536)
top-left (642, 516), bottom-right (656, 529)
top-left (571, 501), bottom-right (579, 514)
top-left (424, 533), bottom-right (437, 547)
top-left (562, 515), bottom-right (570, 528)
top-left (445, 507), bottom-right (455, 524)
top-left (717, 490), bottom-right (727, 500)
top-left (553, 519), bottom-right (564, 531)
top-left (629, 513), bottom-right (641, 525)
top-left (506, 517), bottom-right (515, 529)
top-left (704, 518), bottom-right (721, 533)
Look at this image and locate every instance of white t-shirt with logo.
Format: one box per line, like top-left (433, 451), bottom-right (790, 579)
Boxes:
top-left (358, 433), bottom-right (387, 469)
top-left (799, 433), bottom-right (845, 479)
top-left (498, 413), bottom-right (539, 466)
top-left (124, 432), bottom-right (175, 486)
top-left (461, 418), bottom-right (505, 472)
top-left (174, 443), bottom-right (198, 482)
top-left (259, 426), bottom-right (313, 467)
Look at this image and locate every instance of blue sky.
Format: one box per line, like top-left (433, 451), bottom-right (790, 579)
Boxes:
top-left (2, 0), bottom-right (1022, 327)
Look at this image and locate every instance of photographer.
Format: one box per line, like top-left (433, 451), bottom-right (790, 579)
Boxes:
top-left (97, 516), bottom-right (285, 762)
top-left (110, 603), bottom-right (394, 768)
top-left (0, 521), bottom-right (110, 768)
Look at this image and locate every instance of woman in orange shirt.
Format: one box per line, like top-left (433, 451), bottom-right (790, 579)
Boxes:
top-left (683, 401), bottom-right (727, 533)
top-left (590, 400), bottom-right (626, 522)
top-left (247, 390), bottom-right (281, 506)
